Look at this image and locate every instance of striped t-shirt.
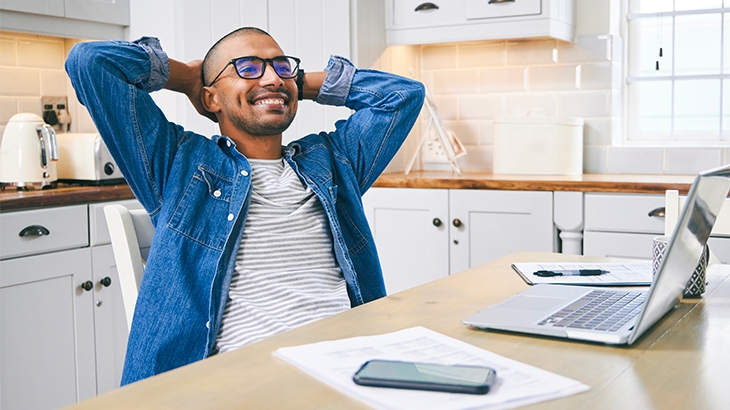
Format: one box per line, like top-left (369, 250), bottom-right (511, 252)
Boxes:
top-left (214, 158), bottom-right (351, 353)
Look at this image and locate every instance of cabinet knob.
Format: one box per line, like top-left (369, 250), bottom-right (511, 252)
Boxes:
top-left (452, 218), bottom-right (463, 227)
top-left (433, 218), bottom-right (443, 227)
top-left (415, 2), bottom-right (439, 12)
top-left (100, 277), bottom-right (112, 287)
top-left (19, 225), bottom-right (50, 237)
top-left (648, 207), bottom-right (666, 218)
top-left (81, 281), bottom-right (93, 291)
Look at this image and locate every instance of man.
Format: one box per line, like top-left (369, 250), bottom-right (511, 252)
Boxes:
top-left (65, 27), bottom-right (424, 385)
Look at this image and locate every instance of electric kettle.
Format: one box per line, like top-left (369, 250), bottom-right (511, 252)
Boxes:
top-left (0, 113), bottom-right (59, 189)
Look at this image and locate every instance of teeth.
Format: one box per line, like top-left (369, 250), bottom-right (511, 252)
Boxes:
top-left (255, 98), bottom-right (285, 105)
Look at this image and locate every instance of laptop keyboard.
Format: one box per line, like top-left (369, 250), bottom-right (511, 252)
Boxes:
top-left (537, 290), bottom-right (646, 332)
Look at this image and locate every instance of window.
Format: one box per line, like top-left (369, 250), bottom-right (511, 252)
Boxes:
top-left (626, 0), bottom-right (730, 145)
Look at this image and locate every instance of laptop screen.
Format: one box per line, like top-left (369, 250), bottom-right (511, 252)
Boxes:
top-left (629, 165), bottom-right (730, 344)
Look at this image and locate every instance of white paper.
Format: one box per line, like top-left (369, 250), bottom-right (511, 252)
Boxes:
top-left (273, 327), bottom-right (589, 410)
top-left (512, 262), bottom-right (653, 286)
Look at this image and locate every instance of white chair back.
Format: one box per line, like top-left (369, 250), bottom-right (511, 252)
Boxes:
top-left (103, 204), bottom-right (154, 331)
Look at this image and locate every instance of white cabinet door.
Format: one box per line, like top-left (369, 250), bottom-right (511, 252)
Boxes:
top-left (449, 190), bottom-right (554, 274)
top-left (583, 231), bottom-right (655, 260)
top-left (362, 188), bottom-right (449, 294)
top-left (91, 244), bottom-right (129, 395)
top-left (0, 248), bottom-right (96, 410)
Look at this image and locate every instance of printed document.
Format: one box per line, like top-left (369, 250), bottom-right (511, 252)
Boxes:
top-left (273, 326), bottom-right (589, 410)
top-left (512, 261), bottom-right (653, 286)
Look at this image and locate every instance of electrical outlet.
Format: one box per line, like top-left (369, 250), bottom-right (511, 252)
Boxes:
top-left (41, 96), bottom-right (68, 111)
top-left (41, 96), bottom-right (70, 131)
top-left (421, 130), bottom-right (450, 164)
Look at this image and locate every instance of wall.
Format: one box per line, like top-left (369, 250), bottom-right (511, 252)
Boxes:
top-left (0, 30), bottom-right (97, 143)
top-left (400, 0), bottom-right (728, 175)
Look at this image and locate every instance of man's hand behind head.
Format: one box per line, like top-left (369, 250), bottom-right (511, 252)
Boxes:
top-left (166, 59), bottom-right (218, 123)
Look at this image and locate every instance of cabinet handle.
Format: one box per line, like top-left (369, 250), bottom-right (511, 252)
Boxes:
top-left (100, 277), bottom-right (112, 287)
top-left (81, 281), bottom-right (93, 291)
top-left (648, 207), bottom-right (666, 218)
top-left (433, 218), bottom-right (443, 227)
top-left (19, 225), bottom-right (50, 237)
top-left (415, 2), bottom-right (439, 12)
top-left (452, 218), bottom-right (463, 227)
top-left (488, 0), bottom-right (516, 3)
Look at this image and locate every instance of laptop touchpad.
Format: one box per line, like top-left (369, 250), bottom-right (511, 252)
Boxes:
top-left (500, 295), bottom-right (566, 311)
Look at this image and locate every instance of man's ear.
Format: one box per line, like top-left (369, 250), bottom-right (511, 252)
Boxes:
top-left (201, 86), bottom-right (221, 114)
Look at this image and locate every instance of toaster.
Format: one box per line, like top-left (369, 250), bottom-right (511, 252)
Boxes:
top-left (56, 133), bottom-right (125, 185)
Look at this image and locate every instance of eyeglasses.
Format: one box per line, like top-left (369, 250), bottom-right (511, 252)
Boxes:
top-left (207, 55), bottom-right (301, 86)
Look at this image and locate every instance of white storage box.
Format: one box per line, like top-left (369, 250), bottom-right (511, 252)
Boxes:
top-left (493, 115), bottom-right (584, 175)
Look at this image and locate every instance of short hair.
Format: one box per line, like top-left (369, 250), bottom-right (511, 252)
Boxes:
top-left (202, 27), bottom-right (272, 86)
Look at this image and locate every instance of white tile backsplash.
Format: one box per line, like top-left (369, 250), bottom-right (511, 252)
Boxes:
top-left (557, 92), bottom-right (611, 118)
top-left (557, 35), bottom-right (617, 63)
top-left (432, 69), bottom-right (480, 95)
top-left (422, 44), bottom-right (459, 70)
top-left (527, 65), bottom-right (578, 91)
top-left (443, 120), bottom-right (480, 146)
top-left (583, 119), bottom-right (613, 146)
top-left (584, 146), bottom-right (608, 173)
top-left (578, 62), bottom-right (617, 90)
top-left (664, 149), bottom-right (722, 175)
top-left (0, 97), bottom-right (17, 123)
top-left (0, 39), bottom-right (17, 66)
top-left (431, 95), bottom-right (458, 120)
top-left (457, 145), bottom-right (493, 171)
top-left (18, 97), bottom-right (41, 116)
top-left (458, 95), bottom-right (505, 120)
top-left (40, 70), bottom-right (67, 96)
top-left (0, 67), bottom-right (40, 96)
top-left (17, 39), bottom-right (65, 69)
top-left (505, 93), bottom-right (557, 116)
top-left (479, 67), bottom-right (525, 93)
top-left (459, 42), bottom-right (506, 68)
top-left (506, 40), bottom-right (557, 65)
top-left (608, 148), bottom-right (663, 174)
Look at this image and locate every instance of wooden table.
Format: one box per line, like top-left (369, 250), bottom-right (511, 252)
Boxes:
top-left (65, 252), bottom-right (730, 409)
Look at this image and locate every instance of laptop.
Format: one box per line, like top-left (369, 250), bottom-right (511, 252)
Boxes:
top-left (462, 164), bottom-right (730, 345)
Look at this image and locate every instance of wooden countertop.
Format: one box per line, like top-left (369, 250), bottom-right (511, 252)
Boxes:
top-left (0, 183), bottom-right (134, 212)
top-left (373, 171), bottom-right (697, 194)
top-left (0, 172), bottom-right (696, 212)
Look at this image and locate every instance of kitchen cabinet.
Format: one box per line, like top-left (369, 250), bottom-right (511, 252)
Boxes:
top-left (0, 198), bottom-right (143, 409)
top-left (362, 187), bottom-right (554, 294)
top-left (385, 0), bottom-right (576, 46)
top-left (583, 193), bottom-right (666, 260)
top-left (0, 0), bottom-right (129, 40)
top-left (0, 0), bottom-right (129, 25)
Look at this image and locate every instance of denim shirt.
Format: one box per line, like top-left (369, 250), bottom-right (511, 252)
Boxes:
top-left (65, 37), bottom-right (424, 385)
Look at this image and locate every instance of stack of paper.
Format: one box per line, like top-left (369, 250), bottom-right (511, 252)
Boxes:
top-left (273, 327), bottom-right (589, 410)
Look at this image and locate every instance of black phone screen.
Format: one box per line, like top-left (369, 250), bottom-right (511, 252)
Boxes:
top-left (352, 360), bottom-right (497, 394)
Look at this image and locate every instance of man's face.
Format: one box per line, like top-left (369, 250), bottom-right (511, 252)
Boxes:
top-left (210, 34), bottom-right (298, 137)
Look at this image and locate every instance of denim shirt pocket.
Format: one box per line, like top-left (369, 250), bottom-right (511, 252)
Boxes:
top-left (168, 165), bottom-right (234, 250)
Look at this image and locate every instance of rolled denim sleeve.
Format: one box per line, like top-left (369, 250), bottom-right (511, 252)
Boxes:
top-left (133, 37), bottom-right (170, 93)
top-left (315, 55), bottom-right (356, 107)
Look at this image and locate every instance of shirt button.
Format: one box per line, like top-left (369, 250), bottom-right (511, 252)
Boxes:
top-left (205, 321), bottom-right (210, 329)
top-left (227, 213), bottom-right (234, 221)
top-left (213, 189), bottom-right (221, 198)
top-left (240, 170), bottom-right (249, 177)
top-left (226, 141), bottom-right (231, 147)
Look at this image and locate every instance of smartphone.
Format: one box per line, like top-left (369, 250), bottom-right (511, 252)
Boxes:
top-left (352, 359), bottom-right (497, 395)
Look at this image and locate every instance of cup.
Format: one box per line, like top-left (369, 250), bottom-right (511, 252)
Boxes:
top-left (652, 236), bottom-right (709, 298)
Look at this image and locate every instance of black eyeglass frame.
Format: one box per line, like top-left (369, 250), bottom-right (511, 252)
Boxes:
top-left (207, 55), bottom-right (301, 86)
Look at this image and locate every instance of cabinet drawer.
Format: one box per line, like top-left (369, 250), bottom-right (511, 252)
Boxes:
top-left (584, 193), bottom-right (665, 234)
top-left (465, 0), bottom-right (541, 20)
top-left (583, 231), bottom-right (655, 260)
top-left (89, 199), bottom-right (143, 246)
top-left (392, 0), bottom-right (464, 27)
top-left (0, 205), bottom-right (89, 260)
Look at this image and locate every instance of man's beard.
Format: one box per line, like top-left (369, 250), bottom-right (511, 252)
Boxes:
top-left (223, 88), bottom-right (297, 137)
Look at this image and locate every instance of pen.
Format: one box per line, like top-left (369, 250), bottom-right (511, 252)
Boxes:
top-left (533, 269), bottom-right (609, 277)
